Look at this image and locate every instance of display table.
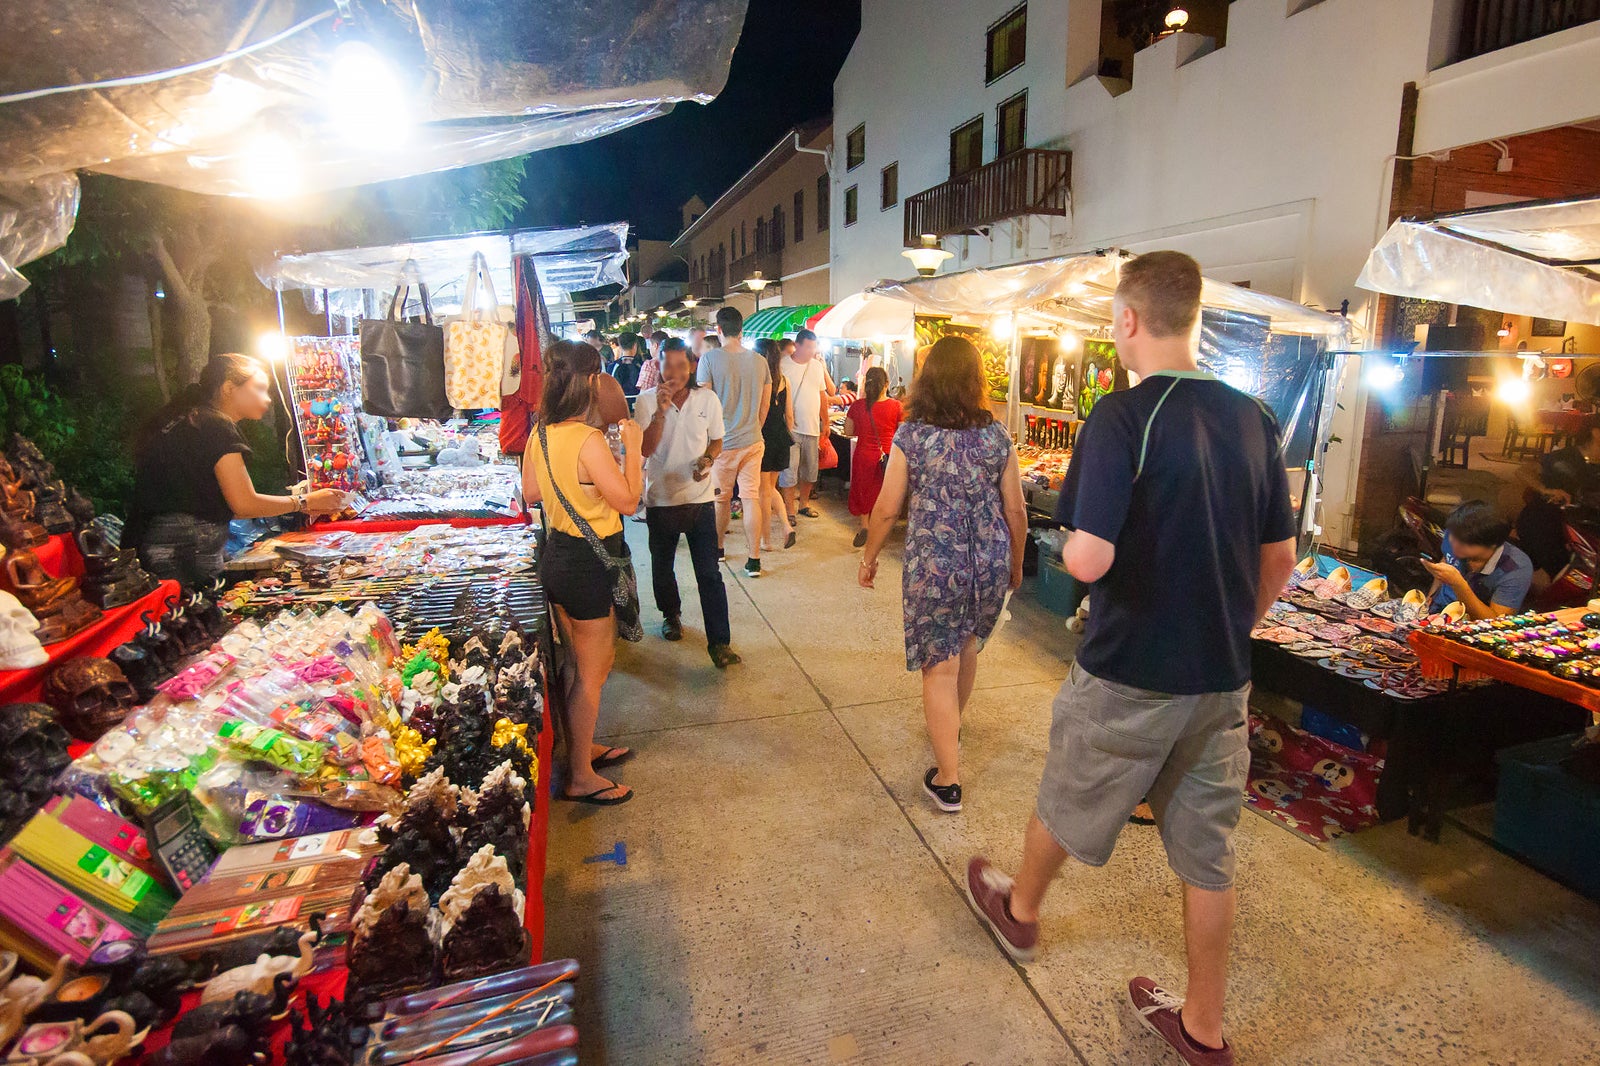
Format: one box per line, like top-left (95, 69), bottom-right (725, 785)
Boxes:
top-left (1409, 608), bottom-right (1600, 720)
top-left (313, 514), bottom-right (527, 533)
top-left (1253, 641), bottom-right (1588, 837)
top-left (0, 580), bottom-right (179, 704)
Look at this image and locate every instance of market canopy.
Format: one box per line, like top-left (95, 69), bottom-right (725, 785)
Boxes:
top-left (259, 223), bottom-right (629, 318)
top-left (0, 0), bottom-right (749, 295)
top-left (871, 251), bottom-right (1351, 337)
top-left (739, 304), bottom-right (830, 340)
top-left (1357, 195), bottom-right (1600, 327)
top-left (811, 292), bottom-right (915, 340)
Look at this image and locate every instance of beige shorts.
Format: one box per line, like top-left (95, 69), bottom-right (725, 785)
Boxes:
top-left (1036, 662), bottom-right (1250, 890)
top-left (713, 442), bottom-right (765, 502)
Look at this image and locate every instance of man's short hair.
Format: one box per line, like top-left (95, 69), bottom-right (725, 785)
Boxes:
top-left (651, 330), bottom-right (669, 342)
top-left (794, 328), bottom-right (817, 345)
top-left (1117, 251), bottom-right (1203, 339)
top-left (716, 306), bottom-right (743, 337)
top-left (779, 338), bottom-right (795, 352)
top-left (1446, 499), bottom-right (1511, 549)
top-left (585, 329), bottom-right (602, 342)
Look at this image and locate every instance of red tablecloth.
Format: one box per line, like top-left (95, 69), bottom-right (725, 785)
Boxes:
top-left (1409, 608), bottom-right (1600, 719)
top-left (0, 580), bottom-right (180, 704)
top-left (5, 532), bottom-right (89, 583)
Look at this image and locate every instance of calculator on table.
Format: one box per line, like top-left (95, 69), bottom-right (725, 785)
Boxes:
top-left (144, 796), bottom-right (221, 892)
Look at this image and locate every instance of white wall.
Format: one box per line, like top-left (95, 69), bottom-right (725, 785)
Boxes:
top-left (832, 0), bottom-right (1600, 548)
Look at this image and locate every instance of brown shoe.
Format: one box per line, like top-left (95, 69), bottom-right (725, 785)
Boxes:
top-left (965, 857), bottom-right (1038, 962)
top-left (1127, 977), bottom-right (1234, 1066)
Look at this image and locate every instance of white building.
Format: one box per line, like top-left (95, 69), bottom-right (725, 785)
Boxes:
top-left (830, 0), bottom-right (1600, 549)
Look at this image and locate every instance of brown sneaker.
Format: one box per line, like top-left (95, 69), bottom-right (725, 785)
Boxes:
top-left (1127, 977), bottom-right (1234, 1066)
top-left (964, 858), bottom-right (1038, 962)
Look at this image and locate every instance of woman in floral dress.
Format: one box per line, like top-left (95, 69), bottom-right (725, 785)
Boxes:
top-left (859, 336), bottom-right (1028, 813)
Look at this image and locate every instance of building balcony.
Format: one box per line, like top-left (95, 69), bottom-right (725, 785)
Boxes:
top-left (902, 149), bottom-right (1072, 245)
top-left (727, 248), bottom-right (785, 292)
top-left (687, 276), bottom-right (725, 301)
top-left (1456, 0), bottom-right (1600, 62)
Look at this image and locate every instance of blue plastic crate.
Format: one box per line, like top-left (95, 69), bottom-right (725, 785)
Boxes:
top-left (1494, 733), bottom-right (1600, 902)
top-left (1035, 559), bottom-right (1086, 618)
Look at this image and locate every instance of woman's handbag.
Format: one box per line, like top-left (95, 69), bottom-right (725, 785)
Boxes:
top-left (360, 269), bottom-right (451, 418)
top-left (537, 423), bottom-right (643, 642)
top-left (817, 391), bottom-right (839, 471)
top-left (863, 400), bottom-right (890, 477)
top-left (444, 251), bottom-right (511, 410)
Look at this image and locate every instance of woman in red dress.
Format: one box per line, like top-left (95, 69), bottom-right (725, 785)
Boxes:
top-left (845, 367), bottom-right (903, 548)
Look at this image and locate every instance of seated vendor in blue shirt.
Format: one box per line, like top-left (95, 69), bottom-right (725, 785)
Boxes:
top-left (1424, 500), bottom-right (1534, 619)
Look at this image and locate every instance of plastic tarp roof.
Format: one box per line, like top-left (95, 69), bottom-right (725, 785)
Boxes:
top-left (870, 251), bottom-right (1351, 337)
top-left (1357, 196), bottom-right (1600, 327)
top-left (0, 0), bottom-right (748, 295)
top-left (259, 223), bottom-right (628, 315)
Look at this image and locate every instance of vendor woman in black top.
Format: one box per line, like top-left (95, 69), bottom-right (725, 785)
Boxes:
top-left (129, 353), bottom-right (346, 585)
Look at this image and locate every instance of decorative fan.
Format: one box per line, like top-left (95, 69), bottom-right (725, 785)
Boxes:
top-left (1576, 363), bottom-right (1600, 404)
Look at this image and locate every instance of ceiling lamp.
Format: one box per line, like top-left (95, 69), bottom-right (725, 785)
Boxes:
top-left (744, 271), bottom-right (770, 292)
top-left (1165, 7), bottom-right (1190, 30)
top-left (902, 234), bottom-right (954, 277)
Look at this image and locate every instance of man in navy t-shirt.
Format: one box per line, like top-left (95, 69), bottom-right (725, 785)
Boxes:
top-left (966, 252), bottom-right (1297, 1066)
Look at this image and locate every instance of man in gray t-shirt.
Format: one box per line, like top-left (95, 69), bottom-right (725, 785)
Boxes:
top-left (696, 307), bottom-right (772, 576)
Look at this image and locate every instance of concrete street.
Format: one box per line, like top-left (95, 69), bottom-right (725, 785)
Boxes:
top-left (545, 491), bottom-right (1600, 1066)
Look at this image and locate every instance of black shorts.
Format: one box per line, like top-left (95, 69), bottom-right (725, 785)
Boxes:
top-left (542, 529), bottom-right (621, 621)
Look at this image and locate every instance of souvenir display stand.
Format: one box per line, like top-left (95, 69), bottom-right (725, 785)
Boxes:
top-left (1409, 607), bottom-right (1600, 718)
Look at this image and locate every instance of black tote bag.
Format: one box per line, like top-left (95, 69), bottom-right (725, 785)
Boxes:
top-left (360, 279), bottom-right (451, 418)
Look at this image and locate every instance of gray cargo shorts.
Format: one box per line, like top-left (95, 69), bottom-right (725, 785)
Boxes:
top-left (1036, 661), bottom-right (1251, 890)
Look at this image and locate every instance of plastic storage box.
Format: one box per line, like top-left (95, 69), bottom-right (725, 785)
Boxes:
top-left (1035, 559), bottom-right (1085, 618)
top-left (1494, 733), bottom-right (1600, 902)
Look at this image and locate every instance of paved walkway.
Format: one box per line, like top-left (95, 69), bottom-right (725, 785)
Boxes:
top-left (543, 489), bottom-right (1600, 1065)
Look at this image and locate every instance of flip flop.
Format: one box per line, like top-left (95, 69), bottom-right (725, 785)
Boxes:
top-left (592, 746), bottom-right (632, 769)
top-left (559, 784), bottom-right (634, 806)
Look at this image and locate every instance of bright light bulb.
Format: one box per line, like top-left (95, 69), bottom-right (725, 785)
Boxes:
top-left (327, 41), bottom-right (410, 148)
top-left (241, 133), bottom-right (302, 199)
top-left (1057, 329), bottom-right (1082, 355)
top-left (991, 315), bottom-right (1014, 341)
top-left (257, 330), bottom-right (289, 362)
top-left (1496, 377), bottom-right (1531, 405)
top-left (1364, 362), bottom-right (1404, 391)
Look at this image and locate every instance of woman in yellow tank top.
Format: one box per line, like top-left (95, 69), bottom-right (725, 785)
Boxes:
top-left (522, 339), bottom-right (644, 805)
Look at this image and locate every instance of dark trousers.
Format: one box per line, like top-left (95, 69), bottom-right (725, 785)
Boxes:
top-left (646, 502), bottom-right (731, 646)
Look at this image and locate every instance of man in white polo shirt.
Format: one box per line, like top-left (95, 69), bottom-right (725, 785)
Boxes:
top-left (635, 339), bottom-right (741, 669)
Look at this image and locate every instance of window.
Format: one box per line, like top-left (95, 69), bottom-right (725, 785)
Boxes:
top-left (950, 116), bottom-right (984, 178)
top-left (794, 190), bottom-right (805, 242)
top-left (755, 218), bottom-right (767, 255)
top-left (880, 163), bottom-right (899, 210)
top-left (998, 91), bottom-right (1027, 158)
top-left (741, 221), bottom-right (747, 259)
top-left (846, 124), bottom-right (866, 171)
top-left (817, 176), bottom-right (830, 231)
top-left (772, 206), bottom-right (785, 251)
top-left (986, 4), bottom-right (1026, 83)
top-left (844, 185), bottom-right (859, 226)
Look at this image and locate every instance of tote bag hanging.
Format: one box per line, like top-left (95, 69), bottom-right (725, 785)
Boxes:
top-left (360, 268), bottom-right (451, 419)
top-left (444, 252), bottom-right (510, 410)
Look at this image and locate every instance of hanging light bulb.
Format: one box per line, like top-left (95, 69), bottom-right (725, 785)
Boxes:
top-left (991, 314), bottom-right (1015, 342)
top-left (240, 131), bottom-right (303, 199)
top-left (326, 40), bottom-right (411, 148)
top-left (901, 234), bottom-right (954, 277)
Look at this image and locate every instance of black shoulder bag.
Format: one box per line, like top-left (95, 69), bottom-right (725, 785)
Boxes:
top-left (537, 422), bottom-right (643, 642)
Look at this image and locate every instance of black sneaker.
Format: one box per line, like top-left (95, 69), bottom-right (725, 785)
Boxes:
top-left (717, 547), bottom-right (725, 562)
top-left (852, 529), bottom-right (868, 548)
top-left (924, 767), bottom-right (962, 813)
top-left (743, 558), bottom-right (761, 578)
top-left (662, 616), bottom-right (683, 642)
top-left (709, 644), bottom-right (742, 669)
top-left (785, 531), bottom-right (796, 549)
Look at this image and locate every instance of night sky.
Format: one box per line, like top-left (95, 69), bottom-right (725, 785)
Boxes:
top-left (514, 0), bottom-right (861, 241)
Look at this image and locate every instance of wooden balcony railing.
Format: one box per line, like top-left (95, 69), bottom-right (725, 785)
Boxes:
top-left (1456, 0), bottom-right (1599, 62)
top-left (903, 149), bottom-right (1072, 245)
top-left (727, 249), bottom-right (785, 291)
top-left (687, 277), bottom-right (724, 300)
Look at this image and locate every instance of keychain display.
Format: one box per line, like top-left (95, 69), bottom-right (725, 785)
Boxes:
top-left (287, 337), bottom-right (373, 496)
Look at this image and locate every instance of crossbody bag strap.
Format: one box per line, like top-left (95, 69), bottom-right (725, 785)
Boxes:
top-left (863, 398), bottom-right (888, 457)
top-left (537, 422), bottom-right (617, 570)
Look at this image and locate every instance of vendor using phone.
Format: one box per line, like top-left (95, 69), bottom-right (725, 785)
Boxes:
top-left (1423, 500), bottom-right (1534, 619)
top-left (129, 353), bottom-right (348, 586)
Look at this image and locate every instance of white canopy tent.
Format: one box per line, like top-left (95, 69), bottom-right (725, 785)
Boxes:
top-left (1357, 195), bottom-right (1600, 328)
